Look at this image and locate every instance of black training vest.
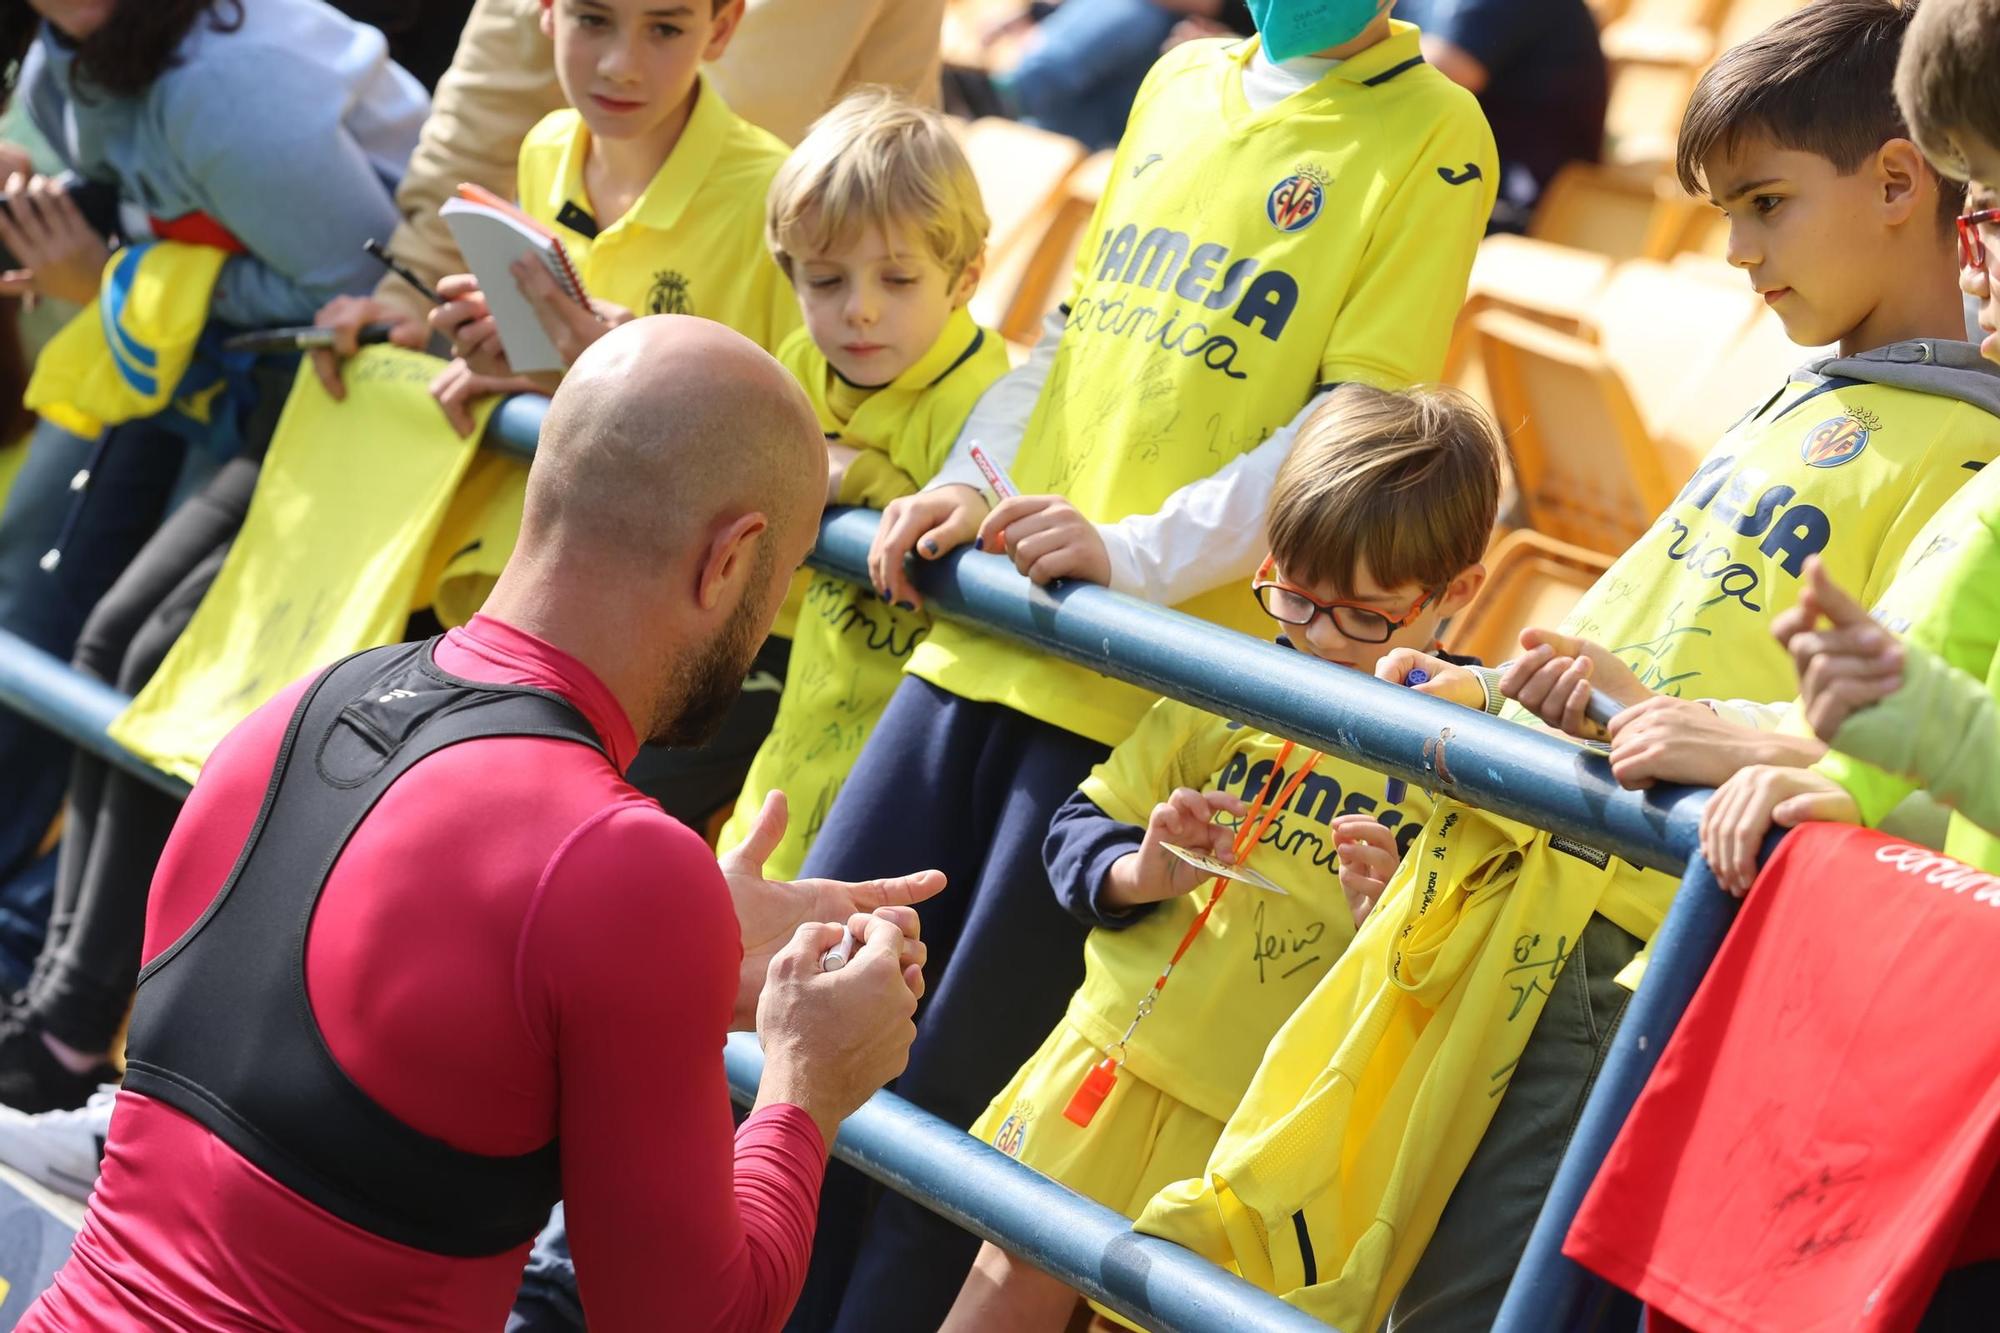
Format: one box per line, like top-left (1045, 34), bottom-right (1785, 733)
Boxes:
top-left (122, 639), bottom-right (604, 1257)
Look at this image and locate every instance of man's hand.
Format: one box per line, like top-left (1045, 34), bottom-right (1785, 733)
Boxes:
top-left (978, 495), bottom-right (1111, 587)
top-left (1103, 787), bottom-right (1249, 910)
top-left (1774, 557), bottom-right (1904, 742)
top-left (429, 273), bottom-right (513, 378)
top-left (1374, 647), bottom-right (1488, 711)
top-left (869, 483), bottom-right (989, 610)
top-left (754, 912), bottom-right (922, 1147)
top-left (1604, 695), bottom-right (1824, 790)
top-left (1333, 814), bottom-right (1398, 926)
top-left (0, 173), bottom-right (109, 306)
top-left (1700, 765), bottom-right (1860, 895)
top-left (511, 256), bottom-right (629, 372)
top-left (1501, 629), bottom-right (1652, 740)
top-left (308, 294), bottom-right (429, 400)
top-left (428, 357), bottom-right (542, 437)
top-left (720, 790), bottom-right (944, 1029)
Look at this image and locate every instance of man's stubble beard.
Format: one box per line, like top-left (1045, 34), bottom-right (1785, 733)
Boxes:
top-left (647, 549), bottom-right (775, 749)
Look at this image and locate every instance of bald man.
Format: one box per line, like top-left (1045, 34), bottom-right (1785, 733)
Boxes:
top-left (21, 318), bottom-right (940, 1333)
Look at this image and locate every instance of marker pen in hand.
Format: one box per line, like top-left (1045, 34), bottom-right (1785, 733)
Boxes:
top-left (363, 238), bottom-right (442, 306)
top-left (820, 926), bottom-right (856, 973)
top-left (968, 444), bottom-right (1019, 503)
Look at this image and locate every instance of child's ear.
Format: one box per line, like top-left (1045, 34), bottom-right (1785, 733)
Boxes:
top-left (1876, 138), bottom-right (1930, 228)
top-left (538, 0), bottom-right (555, 41)
top-left (704, 0), bottom-right (748, 61)
top-left (952, 246), bottom-right (986, 308)
top-left (1438, 562), bottom-right (1486, 618)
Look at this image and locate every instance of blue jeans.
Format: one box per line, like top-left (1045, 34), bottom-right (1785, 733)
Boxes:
top-left (506, 1204), bottom-right (584, 1333)
top-left (1001, 0), bottom-right (1181, 148)
top-left (0, 418), bottom-right (188, 884)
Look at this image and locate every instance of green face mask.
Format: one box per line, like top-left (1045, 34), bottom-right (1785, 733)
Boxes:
top-left (1246, 0), bottom-right (1386, 61)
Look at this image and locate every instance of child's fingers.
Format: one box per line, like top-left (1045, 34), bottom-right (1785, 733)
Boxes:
top-left (1497, 643), bottom-right (1557, 705)
top-left (1166, 787), bottom-right (1218, 835)
top-left (1554, 657), bottom-right (1598, 738)
top-left (1200, 790), bottom-right (1250, 819)
top-left (1804, 558), bottom-right (1870, 627)
top-left (309, 347), bottom-right (347, 401)
top-left (975, 494), bottom-right (1050, 554)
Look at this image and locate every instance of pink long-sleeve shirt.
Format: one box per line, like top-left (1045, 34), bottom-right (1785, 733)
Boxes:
top-left (23, 615), bottom-right (825, 1331)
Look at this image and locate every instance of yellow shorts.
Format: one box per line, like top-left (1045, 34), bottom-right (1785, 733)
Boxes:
top-left (971, 1018), bottom-right (1224, 1220)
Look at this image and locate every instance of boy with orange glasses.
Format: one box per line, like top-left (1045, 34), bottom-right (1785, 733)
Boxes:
top-left (944, 385), bottom-right (1499, 1331)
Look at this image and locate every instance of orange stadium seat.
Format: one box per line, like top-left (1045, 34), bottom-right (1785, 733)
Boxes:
top-left (1474, 259), bottom-right (1762, 552)
top-left (972, 148), bottom-right (1111, 351)
top-left (1448, 529), bottom-right (1615, 666)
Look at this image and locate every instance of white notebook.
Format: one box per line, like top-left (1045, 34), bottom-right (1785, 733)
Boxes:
top-left (438, 184), bottom-right (590, 376)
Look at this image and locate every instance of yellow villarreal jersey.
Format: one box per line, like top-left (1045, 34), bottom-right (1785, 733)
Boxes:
top-left (1816, 463), bottom-right (2000, 870)
top-left (909, 27), bottom-right (1497, 747)
top-left (515, 80), bottom-right (799, 353)
top-left (1070, 696), bottom-right (1433, 1123)
top-left (1551, 370), bottom-right (2000, 940)
top-left (430, 82), bottom-right (801, 627)
top-left (719, 310), bottom-right (1009, 878)
top-left (1561, 374), bottom-right (2000, 708)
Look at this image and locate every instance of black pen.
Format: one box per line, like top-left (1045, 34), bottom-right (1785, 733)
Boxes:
top-left (363, 238), bottom-right (441, 305)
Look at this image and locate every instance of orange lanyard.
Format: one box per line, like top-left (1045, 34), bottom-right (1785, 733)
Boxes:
top-left (1064, 740), bottom-right (1324, 1127)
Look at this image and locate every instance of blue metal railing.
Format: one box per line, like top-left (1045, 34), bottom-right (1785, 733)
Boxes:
top-left (0, 393), bottom-right (1753, 1330)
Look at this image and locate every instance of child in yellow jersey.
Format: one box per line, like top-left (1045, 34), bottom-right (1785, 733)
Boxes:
top-left (427, 0), bottom-right (797, 432)
top-left (793, 6), bottom-right (1497, 1325)
top-left (1696, 1), bottom-right (2000, 887)
top-left (412, 0), bottom-right (806, 832)
top-left (1136, 7), bottom-right (2000, 1330)
top-left (945, 385), bottom-right (1502, 1332)
top-left (716, 89), bottom-right (1010, 879)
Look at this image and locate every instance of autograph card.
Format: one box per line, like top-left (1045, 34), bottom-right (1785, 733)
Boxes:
top-left (1163, 843), bottom-right (1288, 894)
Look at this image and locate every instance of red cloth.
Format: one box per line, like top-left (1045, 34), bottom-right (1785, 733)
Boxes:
top-left (145, 211), bottom-right (248, 254)
top-left (1565, 823), bottom-right (2000, 1333)
top-left (21, 616), bottom-right (826, 1333)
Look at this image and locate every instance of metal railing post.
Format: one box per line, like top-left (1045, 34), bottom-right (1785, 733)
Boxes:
top-left (807, 506), bottom-right (1708, 877)
top-left (0, 629), bottom-right (187, 798)
top-left (722, 1035), bottom-right (1333, 1333)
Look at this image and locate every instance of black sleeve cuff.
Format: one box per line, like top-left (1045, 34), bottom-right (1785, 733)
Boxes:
top-left (1044, 789), bottom-right (1155, 929)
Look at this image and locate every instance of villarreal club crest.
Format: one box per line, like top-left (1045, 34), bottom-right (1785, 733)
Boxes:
top-left (1801, 410), bottom-right (1876, 468)
top-left (1266, 163), bottom-right (1331, 233)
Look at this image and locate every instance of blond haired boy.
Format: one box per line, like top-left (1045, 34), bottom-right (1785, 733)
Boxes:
top-left (717, 88), bottom-right (1011, 878)
top-left (944, 386), bottom-right (1501, 1331)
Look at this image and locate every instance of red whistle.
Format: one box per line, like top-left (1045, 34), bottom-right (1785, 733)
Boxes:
top-left (1063, 1057), bottom-right (1119, 1127)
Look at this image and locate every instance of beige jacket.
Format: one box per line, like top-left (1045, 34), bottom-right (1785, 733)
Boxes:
top-left (372, 0), bottom-right (944, 320)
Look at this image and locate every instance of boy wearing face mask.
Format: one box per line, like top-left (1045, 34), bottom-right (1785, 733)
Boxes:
top-left (791, 3), bottom-right (1497, 1328)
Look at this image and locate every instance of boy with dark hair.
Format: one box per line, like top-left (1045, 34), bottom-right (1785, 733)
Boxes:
top-left (1139, 4), bottom-right (2000, 1328)
top-left (947, 385), bottom-right (1501, 1331)
top-left (1699, 0), bottom-right (2000, 886)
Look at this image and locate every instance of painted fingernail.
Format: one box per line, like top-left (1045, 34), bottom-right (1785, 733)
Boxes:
top-left (972, 537), bottom-right (984, 551)
top-left (897, 601), bottom-right (916, 612)
top-left (922, 539), bottom-right (937, 555)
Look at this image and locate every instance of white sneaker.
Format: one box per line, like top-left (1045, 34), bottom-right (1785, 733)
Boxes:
top-left (0, 1083), bottom-right (115, 1202)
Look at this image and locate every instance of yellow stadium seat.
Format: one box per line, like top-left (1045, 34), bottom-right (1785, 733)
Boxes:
top-left (1591, 258), bottom-right (1762, 474)
top-left (953, 116), bottom-right (1088, 278)
top-left (1475, 306), bottom-right (1670, 552)
top-left (972, 148), bottom-right (1112, 349)
top-left (1447, 529), bottom-right (1614, 666)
